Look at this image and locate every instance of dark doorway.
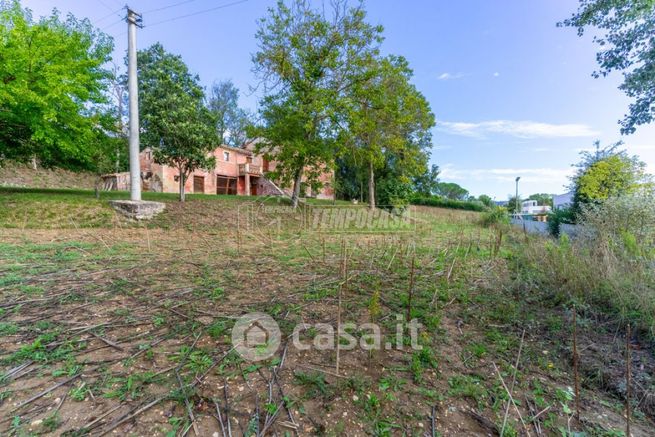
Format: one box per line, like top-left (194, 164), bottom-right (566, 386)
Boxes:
top-left (193, 175), bottom-right (205, 194)
top-left (250, 177), bottom-right (258, 196)
top-left (217, 176), bottom-right (237, 195)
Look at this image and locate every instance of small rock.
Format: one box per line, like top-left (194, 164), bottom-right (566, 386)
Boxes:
top-left (31, 419), bottom-right (43, 427)
top-left (352, 395), bottom-right (359, 402)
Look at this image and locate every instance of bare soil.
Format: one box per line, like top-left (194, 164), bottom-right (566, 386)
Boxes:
top-left (0, 200), bottom-right (653, 436)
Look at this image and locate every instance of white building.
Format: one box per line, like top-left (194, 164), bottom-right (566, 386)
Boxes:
top-left (553, 192), bottom-right (573, 209)
top-left (521, 200), bottom-right (551, 215)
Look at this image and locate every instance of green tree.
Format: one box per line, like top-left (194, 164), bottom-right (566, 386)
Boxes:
top-left (137, 43), bottom-right (217, 202)
top-left (414, 164), bottom-right (441, 197)
top-left (477, 194), bottom-right (494, 208)
top-left (560, 0), bottom-right (655, 134)
top-left (344, 55), bottom-right (435, 209)
top-left (0, 0), bottom-right (113, 169)
top-left (506, 195), bottom-right (520, 214)
top-left (435, 182), bottom-right (469, 201)
top-left (527, 193), bottom-right (553, 207)
top-left (208, 80), bottom-right (252, 147)
top-left (252, 0), bottom-right (382, 208)
top-left (571, 140), bottom-right (652, 211)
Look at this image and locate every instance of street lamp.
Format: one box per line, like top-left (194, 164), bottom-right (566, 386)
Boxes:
top-left (515, 176), bottom-right (521, 215)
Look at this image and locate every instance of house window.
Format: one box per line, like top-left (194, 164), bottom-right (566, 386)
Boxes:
top-left (246, 156), bottom-right (253, 164)
top-left (223, 151), bottom-right (230, 161)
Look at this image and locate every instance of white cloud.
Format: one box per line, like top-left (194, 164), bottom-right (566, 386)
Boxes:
top-left (493, 72), bottom-right (500, 77)
top-left (438, 120), bottom-right (599, 139)
top-left (437, 72), bottom-right (465, 80)
top-left (440, 165), bottom-right (574, 184)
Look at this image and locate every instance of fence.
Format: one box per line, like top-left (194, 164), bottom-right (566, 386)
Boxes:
top-left (510, 217), bottom-right (579, 238)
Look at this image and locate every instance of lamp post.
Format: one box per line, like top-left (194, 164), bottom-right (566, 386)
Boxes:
top-left (515, 176), bottom-right (521, 216)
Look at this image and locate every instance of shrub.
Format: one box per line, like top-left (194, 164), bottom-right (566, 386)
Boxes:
top-left (377, 177), bottom-right (413, 211)
top-left (547, 207), bottom-right (575, 237)
top-left (480, 207), bottom-right (509, 228)
top-left (509, 193), bottom-right (655, 340)
top-left (410, 195), bottom-right (485, 212)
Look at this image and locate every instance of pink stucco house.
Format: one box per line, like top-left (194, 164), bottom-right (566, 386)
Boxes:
top-left (101, 141), bottom-right (334, 200)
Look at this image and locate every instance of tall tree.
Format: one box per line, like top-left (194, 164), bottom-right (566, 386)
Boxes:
top-left (570, 140), bottom-right (652, 211)
top-left (344, 55), bottom-right (435, 209)
top-left (527, 193), bottom-right (553, 207)
top-left (137, 43), bottom-right (217, 202)
top-left (435, 182), bottom-right (469, 201)
top-left (252, 0), bottom-right (382, 208)
top-left (0, 0), bottom-right (113, 169)
top-left (560, 1), bottom-right (655, 134)
top-left (477, 194), bottom-right (494, 208)
top-left (208, 80), bottom-right (251, 147)
top-left (413, 164), bottom-right (440, 197)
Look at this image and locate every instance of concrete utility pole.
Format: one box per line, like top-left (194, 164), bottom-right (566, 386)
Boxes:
top-left (127, 8), bottom-right (143, 201)
top-left (109, 8), bottom-right (165, 220)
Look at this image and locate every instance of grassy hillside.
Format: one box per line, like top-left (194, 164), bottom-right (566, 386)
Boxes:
top-left (0, 161), bottom-right (97, 189)
top-left (0, 190), bottom-right (651, 436)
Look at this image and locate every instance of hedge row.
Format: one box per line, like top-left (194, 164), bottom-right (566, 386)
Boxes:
top-left (410, 196), bottom-right (485, 212)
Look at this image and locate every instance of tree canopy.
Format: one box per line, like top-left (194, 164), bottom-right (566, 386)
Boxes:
top-left (208, 80), bottom-right (251, 148)
top-left (560, 0), bottom-right (655, 134)
top-left (570, 141), bottom-right (652, 210)
top-left (435, 182), bottom-right (469, 201)
top-left (343, 55), bottom-right (435, 209)
top-left (137, 43), bottom-right (217, 201)
top-left (252, 0), bottom-right (383, 208)
top-left (0, 0), bottom-right (113, 169)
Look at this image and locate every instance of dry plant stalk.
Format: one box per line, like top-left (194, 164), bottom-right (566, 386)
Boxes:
top-left (573, 308), bottom-right (581, 422)
top-left (626, 323), bottom-right (632, 437)
top-left (336, 239), bottom-right (346, 375)
top-left (407, 254), bottom-right (416, 323)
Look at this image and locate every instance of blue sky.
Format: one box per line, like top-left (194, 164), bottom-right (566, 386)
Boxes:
top-left (25, 0), bottom-right (655, 199)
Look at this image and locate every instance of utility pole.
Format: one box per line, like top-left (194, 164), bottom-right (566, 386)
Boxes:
top-left (515, 176), bottom-right (521, 216)
top-left (127, 8), bottom-right (143, 201)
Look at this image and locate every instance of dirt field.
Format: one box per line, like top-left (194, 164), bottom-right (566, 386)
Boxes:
top-left (0, 193), bottom-right (653, 436)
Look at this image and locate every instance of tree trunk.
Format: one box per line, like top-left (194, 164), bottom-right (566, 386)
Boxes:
top-left (368, 160), bottom-right (375, 210)
top-left (95, 175), bottom-right (101, 199)
top-left (291, 167), bottom-right (304, 209)
top-left (179, 168), bottom-right (186, 202)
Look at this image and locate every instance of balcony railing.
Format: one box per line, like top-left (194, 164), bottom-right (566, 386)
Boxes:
top-left (239, 163), bottom-right (262, 175)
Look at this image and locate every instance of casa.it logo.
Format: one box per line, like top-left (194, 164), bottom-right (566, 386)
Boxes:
top-left (231, 312), bottom-right (281, 361)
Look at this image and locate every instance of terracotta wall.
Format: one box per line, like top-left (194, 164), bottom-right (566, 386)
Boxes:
top-left (138, 145), bottom-right (334, 199)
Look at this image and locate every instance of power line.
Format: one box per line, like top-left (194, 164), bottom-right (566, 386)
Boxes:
top-left (96, 0), bottom-right (123, 16)
top-left (96, 6), bottom-right (125, 25)
top-left (102, 15), bottom-right (126, 32)
top-left (142, 0), bottom-right (203, 15)
top-left (145, 0), bottom-right (250, 28)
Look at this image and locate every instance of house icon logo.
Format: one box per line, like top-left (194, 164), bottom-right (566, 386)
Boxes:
top-left (232, 312), bottom-right (281, 361)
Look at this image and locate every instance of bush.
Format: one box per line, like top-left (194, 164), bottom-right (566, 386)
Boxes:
top-left (410, 195), bottom-right (485, 212)
top-left (479, 207), bottom-right (509, 227)
top-left (547, 207), bottom-right (575, 237)
top-left (377, 177), bottom-right (413, 212)
top-left (509, 193), bottom-right (655, 340)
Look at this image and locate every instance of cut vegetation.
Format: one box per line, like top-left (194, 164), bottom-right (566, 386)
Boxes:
top-left (0, 189), bottom-right (652, 436)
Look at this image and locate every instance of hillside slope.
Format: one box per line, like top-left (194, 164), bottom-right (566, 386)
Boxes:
top-left (0, 161), bottom-right (96, 189)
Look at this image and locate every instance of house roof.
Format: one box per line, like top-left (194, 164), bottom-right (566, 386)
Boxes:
top-left (217, 144), bottom-right (253, 156)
